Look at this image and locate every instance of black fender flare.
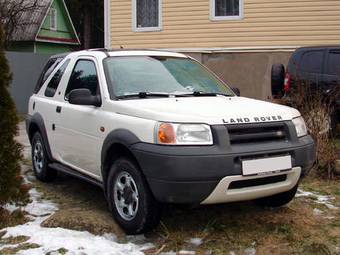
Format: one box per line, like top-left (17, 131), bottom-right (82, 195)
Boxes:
top-left (101, 129), bottom-right (141, 184)
top-left (27, 113), bottom-right (54, 161)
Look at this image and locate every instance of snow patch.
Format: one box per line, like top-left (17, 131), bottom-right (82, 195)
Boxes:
top-left (188, 237), bottom-right (203, 247)
top-left (178, 250), bottom-right (196, 255)
top-left (313, 208), bottom-right (323, 216)
top-left (296, 189), bottom-right (338, 210)
top-left (0, 187), bottom-right (150, 255)
top-left (243, 247), bottom-right (256, 255)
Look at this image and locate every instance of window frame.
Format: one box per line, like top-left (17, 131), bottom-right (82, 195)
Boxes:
top-left (210, 0), bottom-right (244, 21)
top-left (132, 0), bottom-right (162, 32)
top-left (44, 59), bottom-right (70, 98)
top-left (50, 8), bottom-right (57, 31)
top-left (300, 50), bottom-right (324, 74)
top-left (64, 59), bottom-right (102, 101)
top-left (326, 50), bottom-right (340, 76)
top-left (34, 57), bottom-right (61, 94)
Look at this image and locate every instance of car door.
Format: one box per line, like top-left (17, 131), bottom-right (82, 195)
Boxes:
top-left (54, 57), bottom-right (103, 178)
top-left (36, 59), bottom-right (70, 159)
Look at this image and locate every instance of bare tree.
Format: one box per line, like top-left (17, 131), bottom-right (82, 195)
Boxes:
top-left (0, 0), bottom-right (46, 48)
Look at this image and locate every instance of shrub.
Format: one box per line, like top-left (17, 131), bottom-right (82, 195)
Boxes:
top-left (0, 24), bottom-right (28, 206)
top-left (282, 81), bottom-right (339, 179)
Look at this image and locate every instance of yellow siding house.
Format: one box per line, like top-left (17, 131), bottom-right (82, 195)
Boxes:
top-left (104, 0), bottom-right (340, 99)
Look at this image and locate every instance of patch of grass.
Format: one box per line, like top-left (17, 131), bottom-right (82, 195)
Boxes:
top-left (335, 138), bottom-right (340, 150)
top-left (146, 177), bottom-right (340, 254)
top-left (0, 208), bottom-right (27, 229)
top-left (46, 248), bottom-right (68, 255)
top-left (17, 114), bottom-right (26, 122)
top-left (0, 242), bottom-right (40, 255)
top-left (0, 236), bottom-right (29, 245)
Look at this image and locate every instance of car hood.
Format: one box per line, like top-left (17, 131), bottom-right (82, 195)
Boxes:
top-left (110, 96), bottom-right (301, 125)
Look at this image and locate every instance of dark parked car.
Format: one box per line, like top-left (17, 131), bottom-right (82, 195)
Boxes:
top-left (271, 46), bottom-right (340, 134)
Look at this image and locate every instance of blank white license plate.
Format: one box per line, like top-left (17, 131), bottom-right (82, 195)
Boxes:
top-left (242, 155), bottom-right (292, 176)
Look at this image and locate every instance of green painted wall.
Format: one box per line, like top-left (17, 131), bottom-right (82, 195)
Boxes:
top-left (38, 0), bottom-right (76, 40)
top-left (35, 42), bottom-right (71, 54)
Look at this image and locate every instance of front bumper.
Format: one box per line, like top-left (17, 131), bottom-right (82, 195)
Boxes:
top-left (131, 125), bottom-right (315, 204)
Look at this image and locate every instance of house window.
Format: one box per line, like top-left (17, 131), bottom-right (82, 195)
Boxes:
top-left (132, 0), bottom-right (162, 32)
top-left (210, 0), bottom-right (244, 21)
top-left (50, 8), bottom-right (57, 30)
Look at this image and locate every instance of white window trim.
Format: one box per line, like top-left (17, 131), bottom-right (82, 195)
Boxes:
top-left (210, 0), bottom-right (244, 21)
top-left (50, 8), bottom-right (57, 30)
top-left (132, 0), bottom-right (162, 32)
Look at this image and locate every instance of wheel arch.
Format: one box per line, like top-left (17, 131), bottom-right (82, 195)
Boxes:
top-left (27, 113), bottom-right (53, 161)
top-left (101, 129), bottom-right (142, 194)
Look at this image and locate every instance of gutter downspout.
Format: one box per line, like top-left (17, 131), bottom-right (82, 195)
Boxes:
top-left (104, 0), bottom-right (111, 49)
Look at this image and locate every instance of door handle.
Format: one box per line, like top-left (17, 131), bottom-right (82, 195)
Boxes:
top-left (56, 106), bottom-right (62, 113)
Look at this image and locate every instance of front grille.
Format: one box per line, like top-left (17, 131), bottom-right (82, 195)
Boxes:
top-left (228, 175), bottom-right (287, 189)
top-left (227, 122), bottom-right (288, 144)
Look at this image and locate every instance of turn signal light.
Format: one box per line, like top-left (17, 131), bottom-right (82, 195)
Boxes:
top-left (157, 123), bottom-right (176, 144)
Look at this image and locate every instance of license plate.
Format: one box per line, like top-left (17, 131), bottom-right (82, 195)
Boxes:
top-left (242, 155), bottom-right (292, 176)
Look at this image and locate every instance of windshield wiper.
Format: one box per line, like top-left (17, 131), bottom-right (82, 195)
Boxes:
top-left (175, 91), bottom-right (233, 97)
top-left (117, 92), bottom-right (171, 99)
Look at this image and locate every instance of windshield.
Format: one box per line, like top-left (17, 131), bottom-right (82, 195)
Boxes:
top-left (103, 56), bottom-right (234, 98)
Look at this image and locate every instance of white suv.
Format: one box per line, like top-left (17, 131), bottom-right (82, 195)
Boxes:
top-left (26, 49), bottom-right (316, 234)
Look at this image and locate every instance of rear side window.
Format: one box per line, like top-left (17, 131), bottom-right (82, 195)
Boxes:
top-left (300, 51), bottom-right (323, 73)
top-left (34, 57), bottom-right (63, 93)
top-left (65, 60), bottom-right (99, 99)
top-left (327, 51), bottom-right (340, 75)
top-left (44, 60), bottom-right (70, 97)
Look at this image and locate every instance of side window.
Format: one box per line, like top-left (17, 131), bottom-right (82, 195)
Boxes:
top-left (300, 51), bottom-right (323, 73)
top-left (44, 60), bottom-right (70, 97)
top-left (133, 0), bottom-right (162, 31)
top-left (210, 0), bottom-right (243, 20)
top-left (65, 60), bottom-right (99, 99)
top-left (34, 57), bottom-right (62, 93)
top-left (327, 51), bottom-right (340, 75)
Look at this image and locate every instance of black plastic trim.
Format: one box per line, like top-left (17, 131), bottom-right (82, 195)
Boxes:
top-left (101, 129), bottom-right (140, 161)
top-left (26, 113), bottom-right (54, 161)
top-left (49, 163), bottom-right (103, 188)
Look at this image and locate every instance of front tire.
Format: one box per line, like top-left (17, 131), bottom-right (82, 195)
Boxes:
top-left (255, 184), bottom-right (298, 207)
top-left (107, 157), bottom-right (161, 234)
top-left (31, 132), bottom-right (57, 182)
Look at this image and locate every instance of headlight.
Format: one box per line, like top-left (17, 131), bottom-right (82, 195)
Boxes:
top-left (292, 116), bottom-right (307, 137)
top-left (156, 123), bottom-right (213, 145)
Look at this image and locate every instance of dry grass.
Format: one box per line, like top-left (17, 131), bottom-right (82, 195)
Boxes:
top-left (2, 167), bottom-right (339, 255)
top-left (0, 242), bottom-right (40, 255)
top-left (0, 208), bottom-right (27, 230)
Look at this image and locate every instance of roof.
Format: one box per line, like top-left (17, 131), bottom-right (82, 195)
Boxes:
top-left (9, 0), bottom-right (79, 45)
top-left (10, 0), bottom-right (51, 41)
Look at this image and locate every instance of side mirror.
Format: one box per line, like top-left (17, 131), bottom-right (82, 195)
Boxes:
top-left (69, 89), bottom-right (101, 107)
top-left (271, 64), bottom-right (285, 99)
top-left (231, 87), bottom-right (240, 96)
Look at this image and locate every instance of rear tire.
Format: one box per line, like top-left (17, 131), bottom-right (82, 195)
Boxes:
top-left (31, 132), bottom-right (57, 182)
top-left (255, 184), bottom-right (298, 207)
top-left (107, 157), bottom-right (161, 234)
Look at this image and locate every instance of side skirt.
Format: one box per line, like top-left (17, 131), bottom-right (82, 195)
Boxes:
top-left (49, 163), bottom-right (104, 189)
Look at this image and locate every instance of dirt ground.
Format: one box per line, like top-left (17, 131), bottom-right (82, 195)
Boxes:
top-left (3, 123), bottom-right (340, 255)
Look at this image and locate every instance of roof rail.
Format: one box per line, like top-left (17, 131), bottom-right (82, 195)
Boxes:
top-left (87, 48), bottom-right (181, 54)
